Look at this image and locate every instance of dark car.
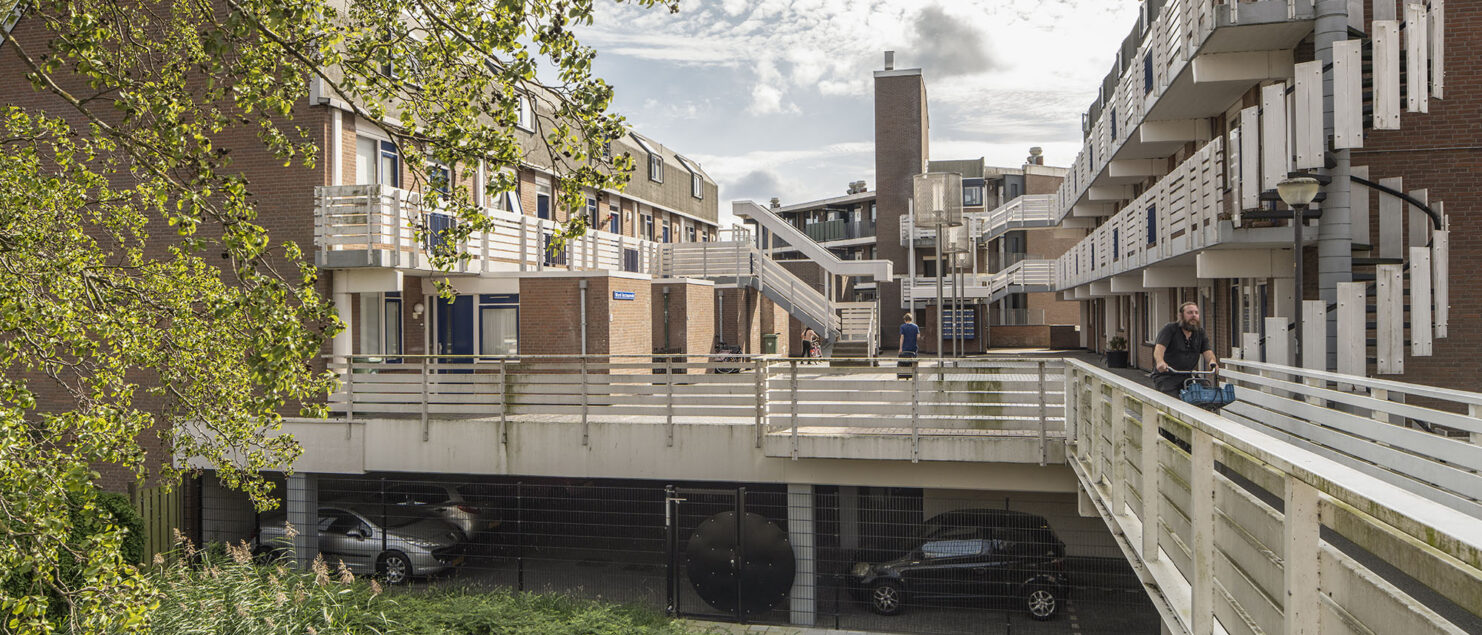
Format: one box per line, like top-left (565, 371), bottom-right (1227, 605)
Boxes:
top-left (849, 509), bottom-right (1068, 620)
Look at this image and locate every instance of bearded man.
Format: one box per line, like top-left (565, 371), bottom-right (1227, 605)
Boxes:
top-left (1152, 301), bottom-right (1220, 398)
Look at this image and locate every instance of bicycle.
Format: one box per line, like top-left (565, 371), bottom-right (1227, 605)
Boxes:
top-left (1167, 369), bottom-right (1236, 412)
top-left (710, 339), bottom-right (743, 374)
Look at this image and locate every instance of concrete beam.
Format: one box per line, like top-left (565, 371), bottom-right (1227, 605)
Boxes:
top-left (1071, 202), bottom-right (1115, 218)
top-left (1089, 280), bottom-right (1113, 297)
top-left (1062, 216), bottom-right (1099, 229)
top-left (1191, 50), bottom-right (1295, 84)
top-left (1072, 286), bottom-right (1090, 300)
top-left (1142, 266), bottom-right (1198, 288)
top-left (1108, 159), bottom-right (1166, 179)
top-left (333, 269), bottom-right (404, 294)
top-left (1087, 186), bottom-right (1133, 202)
top-left (1110, 275), bottom-right (1146, 294)
top-left (1139, 119), bottom-right (1212, 144)
top-left (1196, 249), bottom-right (1294, 279)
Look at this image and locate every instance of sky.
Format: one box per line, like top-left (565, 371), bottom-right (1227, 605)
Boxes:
top-left (574, 0), bottom-right (1144, 226)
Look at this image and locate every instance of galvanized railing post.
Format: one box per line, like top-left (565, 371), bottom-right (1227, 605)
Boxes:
top-left (665, 356), bottom-right (675, 447)
top-left (344, 355), bottom-right (356, 421)
top-left (420, 357), bottom-right (430, 441)
top-left (790, 360), bottom-right (800, 460)
top-left (911, 358), bottom-right (921, 463)
top-left (498, 358), bottom-right (508, 445)
top-left (754, 358), bottom-right (766, 449)
top-left (581, 355), bottom-right (590, 446)
top-left (1037, 360), bottom-right (1048, 466)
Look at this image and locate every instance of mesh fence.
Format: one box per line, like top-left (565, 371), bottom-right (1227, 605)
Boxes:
top-left (197, 473), bottom-right (1160, 634)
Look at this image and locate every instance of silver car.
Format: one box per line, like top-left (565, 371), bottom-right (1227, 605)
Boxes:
top-left (254, 504), bottom-right (465, 585)
top-left (383, 482), bottom-right (502, 540)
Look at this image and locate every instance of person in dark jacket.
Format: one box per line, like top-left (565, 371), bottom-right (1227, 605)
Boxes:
top-left (1152, 301), bottom-right (1219, 398)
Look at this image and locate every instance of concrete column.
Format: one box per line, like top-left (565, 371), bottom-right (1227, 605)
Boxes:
top-left (838, 486), bottom-right (860, 551)
top-left (1316, 0), bottom-right (1353, 371)
top-left (332, 273), bottom-right (354, 364)
top-left (787, 483), bottom-right (816, 626)
top-left (286, 473), bottom-right (319, 569)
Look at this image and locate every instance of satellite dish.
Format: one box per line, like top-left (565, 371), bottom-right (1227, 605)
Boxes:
top-left (685, 511), bottom-right (795, 618)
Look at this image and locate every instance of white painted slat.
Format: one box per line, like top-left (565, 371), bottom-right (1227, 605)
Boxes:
top-left (1228, 127), bottom-right (1243, 224)
top-left (1240, 106), bottom-right (1261, 211)
top-left (1377, 264), bottom-right (1404, 375)
top-left (1295, 61), bottom-right (1324, 170)
top-left (1261, 83), bottom-right (1290, 191)
top-left (1347, 0), bottom-right (1365, 30)
top-left (1303, 300), bottom-right (1326, 372)
top-left (1333, 40), bottom-right (1364, 149)
top-left (1410, 247), bottom-right (1432, 357)
top-left (1372, 21), bottom-right (1402, 130)
top-left (1350, 166), bottom-right (1371, 246)
top-left (1265, 317), bottom-right (1290, 367)
top-left (1405, 2), bottom-right (1429, 113)
top-left (1432, 226), bottom-right (1448, 339)
top-left (1379, 177), bottom-right (1404, 259)
top-left (1408, 188), bottom-right (1429, 248)
top-left (1243, 332), bottom-right (1263, 363)
top-left (1431, 0), bottom-right (1445, 100)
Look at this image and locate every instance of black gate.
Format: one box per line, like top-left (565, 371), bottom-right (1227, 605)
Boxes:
top-left (665, 486), bottom-right (795, 623)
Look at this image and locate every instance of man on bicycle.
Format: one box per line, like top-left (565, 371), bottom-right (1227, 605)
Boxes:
top-left (1152, 302), bottom-right (1219, 398)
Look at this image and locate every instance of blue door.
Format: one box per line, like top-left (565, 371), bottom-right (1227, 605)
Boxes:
top-left (435, 295), bottom-right (475, 365)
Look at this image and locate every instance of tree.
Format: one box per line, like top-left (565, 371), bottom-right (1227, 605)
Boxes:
top-left (0, 0), bottom-right (675, 630)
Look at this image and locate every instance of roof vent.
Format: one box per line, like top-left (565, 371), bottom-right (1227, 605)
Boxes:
top-left (884, 51), bottom-right (895, 71)
top-left (769, 197), bottom-right (781, 209)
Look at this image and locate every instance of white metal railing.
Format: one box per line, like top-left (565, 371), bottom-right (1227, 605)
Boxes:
top-left (900, 194), bottom-right (1058, 246)
top-left (1055, 137), bottom-right (1224, 289)
top-left (770, 358), bottom-right (1064, 463)
top-left (835, 302), bottom-right (878, 356)
top-left (660, 240), bottom-right (841, 338)
top-left (314, 184), bottom-right (663, 274)
top-left (902, 259), bottom-right (1054, 305)
top-left (988, 308), bottom-right (1048, 326)
top-left (1220, 359), bottom-right (1482, 519)
top-left (1065, 358), bottom-right (1482, 635)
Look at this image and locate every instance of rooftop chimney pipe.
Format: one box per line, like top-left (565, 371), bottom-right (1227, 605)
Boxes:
top-left (884, 51), bottom-right (895, 70)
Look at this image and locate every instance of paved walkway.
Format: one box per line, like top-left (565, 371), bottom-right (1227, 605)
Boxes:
top-left (683, 620), bottom-right (910, 635)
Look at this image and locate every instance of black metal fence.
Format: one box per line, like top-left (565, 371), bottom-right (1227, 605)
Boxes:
top-left (195, 473), bottom-right (1160, 634)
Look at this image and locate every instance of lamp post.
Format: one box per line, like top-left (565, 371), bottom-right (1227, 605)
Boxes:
top-left (942, 225), bottom-right (970, 358)
top-left (1276, 175), bottom-right (1320, 366)
top-left (913, 173), bottom-right (964, 362)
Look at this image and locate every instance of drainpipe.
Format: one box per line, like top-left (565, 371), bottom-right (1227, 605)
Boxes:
top-left (1315, 0), bottom-right (1352, 370)
top-left (579, 279), bottom-right (588, 356)
top-left (662, 286), bottom-right (672, 350)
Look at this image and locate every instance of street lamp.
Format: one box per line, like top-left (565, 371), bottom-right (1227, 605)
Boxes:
top-left (943, 225), bottom-right (971, 357)
top-left (1276, 174), bottom-right (1320, 365)
top-left (913, 173), bottom-right (964, 362)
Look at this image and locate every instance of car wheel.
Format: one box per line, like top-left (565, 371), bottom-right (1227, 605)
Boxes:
top-left (378, 551), bottom-right (413, 586)
top-left (869, 580), bottom-right (904, 616)
top-left (1026, 585), bottom-right (1058, 621)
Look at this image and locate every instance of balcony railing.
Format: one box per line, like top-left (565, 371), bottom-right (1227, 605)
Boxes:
top-left (989, 308), bottom-right (1048, 327)
top-left (314, 184), bottom-right (663, 274)
top-left (900, 194), bottom-right (1058, 246)
top-left (901, 259), bottom-right (1054, 305)
top-left (1055, 137), bottom-right (1224, 289)
top-left (802, 219), bottom-right (874, 243)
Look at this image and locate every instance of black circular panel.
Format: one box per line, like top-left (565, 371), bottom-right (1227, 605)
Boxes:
top-left (684, 511), bottom-right (796, 617)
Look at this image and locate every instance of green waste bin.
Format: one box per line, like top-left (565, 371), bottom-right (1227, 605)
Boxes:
top-left (761, 333), bottom-right (779, 355)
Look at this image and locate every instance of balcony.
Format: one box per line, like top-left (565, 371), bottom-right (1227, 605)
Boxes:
top-left (314, 184), bottom-right (662, 275)
top-left (802, 219), bottom-right (875, 244)
top-left (900, 194), bottom-right (1058, 246)
top-left (1054, 0), bottom-right (1316, 222)
top-left (901, 259), bottom-right (1055, 305)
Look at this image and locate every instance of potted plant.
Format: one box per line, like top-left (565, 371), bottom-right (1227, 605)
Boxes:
top-left (1106, 335), bottom-right (1130, 368)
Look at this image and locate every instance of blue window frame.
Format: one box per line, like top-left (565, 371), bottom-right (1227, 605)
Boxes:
top-left (608, 202), bottom-right (620, 234)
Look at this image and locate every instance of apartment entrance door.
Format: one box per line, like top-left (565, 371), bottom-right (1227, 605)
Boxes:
top-left (434, 295), bottom-right (475, 365)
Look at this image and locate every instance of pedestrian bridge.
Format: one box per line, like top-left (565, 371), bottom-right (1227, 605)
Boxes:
top-left (264, 353), bottom-right (1482, 634)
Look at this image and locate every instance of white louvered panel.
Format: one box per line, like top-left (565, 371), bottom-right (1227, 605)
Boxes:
top-left (1347, 0), bottom-right (1364, 31)
top-left (1350, 166), bottom-right (1370, 246)
top-left (1333, 40), bottom-right (1364, 149)
top-left (1405, 2), bottom-right (1429, 113)
top-left (1431, 0), bottom-right (1445, 99)
top-left (1261, 83), bottom-right (1289, 191)
top-left (1372, 21), bottom-right (1402, 130)
top-left (1294, 61), bottom-right (1325, 169)
top-left (1337, 282), bottom-right (1366, 377)
top-left (1376, 264), bottom-right (1404, 375)
top-left (1240, 106), bottom-right (1261, 211)
top-left (1432, 224), bottom-right (1448, 339)
top-left (1378, 177), bottom-right (1404, 260)
top-left (1410, 246), bottom-right (1432, 357)
top-left (1408, 189), bottom-right (1429, 248)
top-left (1228, 127), bottom-right (1243, 225)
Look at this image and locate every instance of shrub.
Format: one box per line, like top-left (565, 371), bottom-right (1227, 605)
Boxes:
top-left (351, 587), bottom-right (691, 635)
top-left (95, 492), bottom-right (146, 565)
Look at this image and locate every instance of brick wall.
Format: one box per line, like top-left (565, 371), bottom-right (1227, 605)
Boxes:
top-left (874, 71), bottom-right (928, 346)
top-left (652, 280), bottom-right (716, 370)
top-left (717, 288), bottom-right (763, 353)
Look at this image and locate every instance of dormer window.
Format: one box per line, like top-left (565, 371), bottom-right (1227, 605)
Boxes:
top-left (648, 153), bottom-right (663, 183)
top-left (516, 95), bottom-right (533, 131)
top-left (692, 173), bottom-right (703, 199)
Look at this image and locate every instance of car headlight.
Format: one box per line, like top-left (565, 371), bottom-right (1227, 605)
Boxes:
top-left (402, 537), bottom-right (443, 549)
top-left (851, 562), bottom-right (871, 577)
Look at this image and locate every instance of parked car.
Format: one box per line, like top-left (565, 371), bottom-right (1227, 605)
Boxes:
top-left (253, 504), bottom-right (465, 585)
top-left (383, 481), bottom-right (502, 540)
top-left (849, 509), bottom-right (1068, 620)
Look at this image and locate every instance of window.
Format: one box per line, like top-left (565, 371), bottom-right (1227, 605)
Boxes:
top-left (516, 95), bottom-right (533, 131)
top-left (1112, 228), bottom-right (1120, 260)
top-left (921, 539), bottom-right (988, 559)
top-left (661, 222), bottom-right (671, 243)
top-left (428, 163), bottom-right (452, 198)
top-left (608, 201), bottom-right (621, 234)
top-left (1111, 108), bottom-right (1118, 140)
top-left (586, 196), bottom-right (598, 228)
top-left (479, 306), bottom-right (518, 356)
top-left (692, 172), bottom-right (703, 199)
top-left (686, 226), bottom-right (696, 242)
top-left (1146, 205), bottom-right (1157, 244)
top-left (1143, 53), bottom-right (1154, 95)
top-left (359, 292), bottom-right (403, 358)
top-left (536, 179), bottom-right (551, 220)
top-left (1146, 290), bottom-right (1163, 344)
top-left (648, 153), bottom-right (663, 183)
top-left (643, 215), bottom-right (654, 241)
top-left (963, 186), bottom-right (983, 207)
top-left (356, 136), bottom-right (401, 187)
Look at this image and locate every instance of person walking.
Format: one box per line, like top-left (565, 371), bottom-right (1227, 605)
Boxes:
top-left (1152, 301), bottom-right (1219, 399)
top-left (800, 327), bottom-right (819, 360)
top-left (897, 313), bottom-right (920, 379)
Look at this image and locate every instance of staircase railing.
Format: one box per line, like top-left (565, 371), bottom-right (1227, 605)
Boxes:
top-left (661, 240), bottom-right (840, 340)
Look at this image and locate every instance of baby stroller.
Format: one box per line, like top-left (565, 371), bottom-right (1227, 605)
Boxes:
top-left (1172, 370), bottom-right (1236, 412)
